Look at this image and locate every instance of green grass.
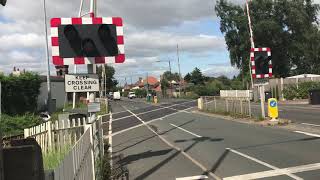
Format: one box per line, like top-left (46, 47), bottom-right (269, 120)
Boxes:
top-left (43, 145), bottom-right (71, 170)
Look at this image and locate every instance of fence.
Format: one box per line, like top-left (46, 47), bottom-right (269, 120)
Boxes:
top-left (24, 118), bottom-right (86, 154)
top-left (220, 90), bottom-right (252, 99)
top-left (24, 117), bottom-right (104, 180)
top-left (200, 96), bottom-right (252, 117)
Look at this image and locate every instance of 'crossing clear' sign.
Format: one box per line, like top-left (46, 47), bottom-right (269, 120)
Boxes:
top-left (65, 74), bottom-right (100, 93)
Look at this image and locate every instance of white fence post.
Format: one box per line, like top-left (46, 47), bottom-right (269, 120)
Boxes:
top-left (86, 124), bottom-right (96, 180)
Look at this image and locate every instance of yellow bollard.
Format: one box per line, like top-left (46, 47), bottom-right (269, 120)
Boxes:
top-left (154, 96), bottom-right (158, 104)
top-left (268, 98), bottom-right (279, 121)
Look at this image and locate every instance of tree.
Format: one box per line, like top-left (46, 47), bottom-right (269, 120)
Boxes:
top-left (184, 73), bottom-right (191, 82)
top-left (215, 0), bottom-right (320, 78)
top-left (96, 65), bottom-right (118, 92)
top-left (190, 68), bottom-right (205, 85)
top-left (163, 71), bottom-right (180, 81)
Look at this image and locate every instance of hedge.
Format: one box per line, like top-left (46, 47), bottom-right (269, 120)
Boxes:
top-left (283, 82), bottom-right (320, 100)
top-left (0, 72), bottom-right (42, 115)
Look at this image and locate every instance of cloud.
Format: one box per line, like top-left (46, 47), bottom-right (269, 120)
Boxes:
top-left (203, 64), bottom-right (239, 78)
top-left (0, 33), bottom-right (44, 51)
top-left (126, 31), bottom-right (226, 58)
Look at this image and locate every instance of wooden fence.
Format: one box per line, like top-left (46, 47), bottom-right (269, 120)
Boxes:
top-left (24, 117), bottom-right (104, 180)
top-left (200, 96), bottom-right (252, 117)
top-left (24, 118), bottom-right (86, 154)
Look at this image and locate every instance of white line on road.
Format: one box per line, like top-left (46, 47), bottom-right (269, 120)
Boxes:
top-left (102, 101), bottom-right (196, 124)
top-left (122, 106), bottom-right (220, 180)
top-left (227, 148), bottom-right (302, 180)
top-left (176, 175), bottom-right (208, 180)
top-left (294, 131), bottom-right (320, 137)
top-left (170, 123), bottom-right (202, 138)
top-left (103, 106), bottom-right (197, 139)
top-left (301, 123), bottom-right (320, 127)
top-left (223, 163), bottom-right (320, 180)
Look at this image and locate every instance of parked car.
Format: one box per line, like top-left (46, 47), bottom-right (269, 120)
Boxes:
top-left (113, 91), bottom-right (121, 100)
top-left (128, 92), bottom-right (136, 99)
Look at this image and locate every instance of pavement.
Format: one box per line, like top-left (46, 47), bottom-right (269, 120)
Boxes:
top-left (103, 98), bottom-right (320, 180)
top-left (251, 102), bottom-right (320, 125)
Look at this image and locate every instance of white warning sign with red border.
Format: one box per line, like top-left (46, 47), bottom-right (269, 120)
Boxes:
top-left (250, 47), bottom-right (272, 79)
top-left (50, 17), bottom-right (125, 65)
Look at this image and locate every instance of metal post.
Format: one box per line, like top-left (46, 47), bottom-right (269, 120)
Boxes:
top-left (259, 85), bottom-right (266, 119)
top-left (246, 0), bottom-right (254, 89)
top-left (43, 0), bottom-right (52, 113)
top-left (177, 44), bottom-right (182, 97)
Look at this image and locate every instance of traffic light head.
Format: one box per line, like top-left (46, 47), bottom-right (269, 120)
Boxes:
top-left (51, 17), bottom-right (125, 65)
top-left (251, 48), bottom-right (272, 79)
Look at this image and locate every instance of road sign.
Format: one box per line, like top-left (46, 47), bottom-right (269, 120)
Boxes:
top-left (88, 102), bottom-right (101, 113)
top-left (268, 98), bottom-right (279, 120)
top-left (64, 74), bottom-right (99, 92)
top-left (251, 48), bottom-right (272, 79)
top-left (50, 17), bottom-right (125, 65)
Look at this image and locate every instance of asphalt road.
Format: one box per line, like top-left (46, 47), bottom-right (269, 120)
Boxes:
top-left (103, 98), bottom-right (320, 180)
top-left (251, 103), bottom-right (320, 125)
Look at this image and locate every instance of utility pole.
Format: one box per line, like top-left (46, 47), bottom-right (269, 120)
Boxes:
top-left (72, 0), bottom-right (85, 109)
top-left (177, 44), bottom-right (182, 97)
top-left (43, 0), bottom-right (52, 113)
top-left (246, 0), bottom-right (265, 118)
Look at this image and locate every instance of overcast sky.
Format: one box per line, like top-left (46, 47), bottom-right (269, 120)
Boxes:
top-left (0, 0), bottom-right (248, 85)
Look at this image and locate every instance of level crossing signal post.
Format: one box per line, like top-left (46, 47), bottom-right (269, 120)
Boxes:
top-left (250, 48), bottom-right (273, 119)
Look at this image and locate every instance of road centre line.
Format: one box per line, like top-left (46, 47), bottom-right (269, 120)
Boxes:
top-left (103, 106), bottom-right (196, 138)
top-left (122, 106), bottom-right (220, 180)
top-left (301, 123), bottom-right (320, 127)
top-left (227, 148), bottom-right (302, 180)
top-left (294, 131), bottom-right (320, 137)
top-left (223, 163), bottom-right (320, 180)
top-left (170, 123), bottom-right (202, 138)
top-left (176, 175), bottom-right (208, 180)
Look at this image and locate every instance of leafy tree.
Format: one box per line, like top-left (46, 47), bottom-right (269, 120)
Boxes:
top-left (162, 71), bottom-right (180, 81)
top-left (184, 73), bottom-right (192, 83)
top-left (215, 0), bottom-right (320, 78)
top-left (190, 68), bottom-right (205, 85)
top-left (96, 65), bottom-right (118, 92)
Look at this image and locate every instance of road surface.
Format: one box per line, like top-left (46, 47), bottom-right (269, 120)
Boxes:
top-left (103, 98), bottom-right (320, 180)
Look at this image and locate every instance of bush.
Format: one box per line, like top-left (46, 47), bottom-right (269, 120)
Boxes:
top-left (283, 82), bottom-right (320, 100)
top-left (134, 89), bottom-right (147, 98)
top-left (0, 113), bottom-right (41, 136)
top-left (0, 72), bottom-right (42, 115)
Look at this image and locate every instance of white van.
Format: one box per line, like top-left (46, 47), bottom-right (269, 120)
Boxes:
top-left (113, 91), bottom-right (121, 100)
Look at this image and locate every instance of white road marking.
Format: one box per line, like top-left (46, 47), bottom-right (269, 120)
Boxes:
top-left (122, 106), bottom-right (220, 180)
top-left (294, 131), bottom-right (320, 137)
top-left (170, 123), bottom-right (202, 138)
top-left (176, 175), bottom-right (208, 180)
top-left (103, 106), bottom-right (197, 138)
top-left (227, 148), bottom-right (302, 180)
top-left (102, 101), bottom-right (196, 123)
top-left (224, 163), bottom-right (320, 180)
top-left (301, 123), bottom-right (320, 127)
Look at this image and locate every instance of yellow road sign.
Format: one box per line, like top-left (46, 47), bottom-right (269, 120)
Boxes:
top-left (268, 98), bottom-right (279, 119)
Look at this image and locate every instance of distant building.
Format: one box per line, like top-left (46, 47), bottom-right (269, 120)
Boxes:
top-left (12, 67), bottom-right (25, 76)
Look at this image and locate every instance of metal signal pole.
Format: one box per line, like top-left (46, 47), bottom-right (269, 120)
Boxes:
top-left (43, 0), bottom-right (52, 113)
top-left (246, 0), bottom-right (265, 118)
